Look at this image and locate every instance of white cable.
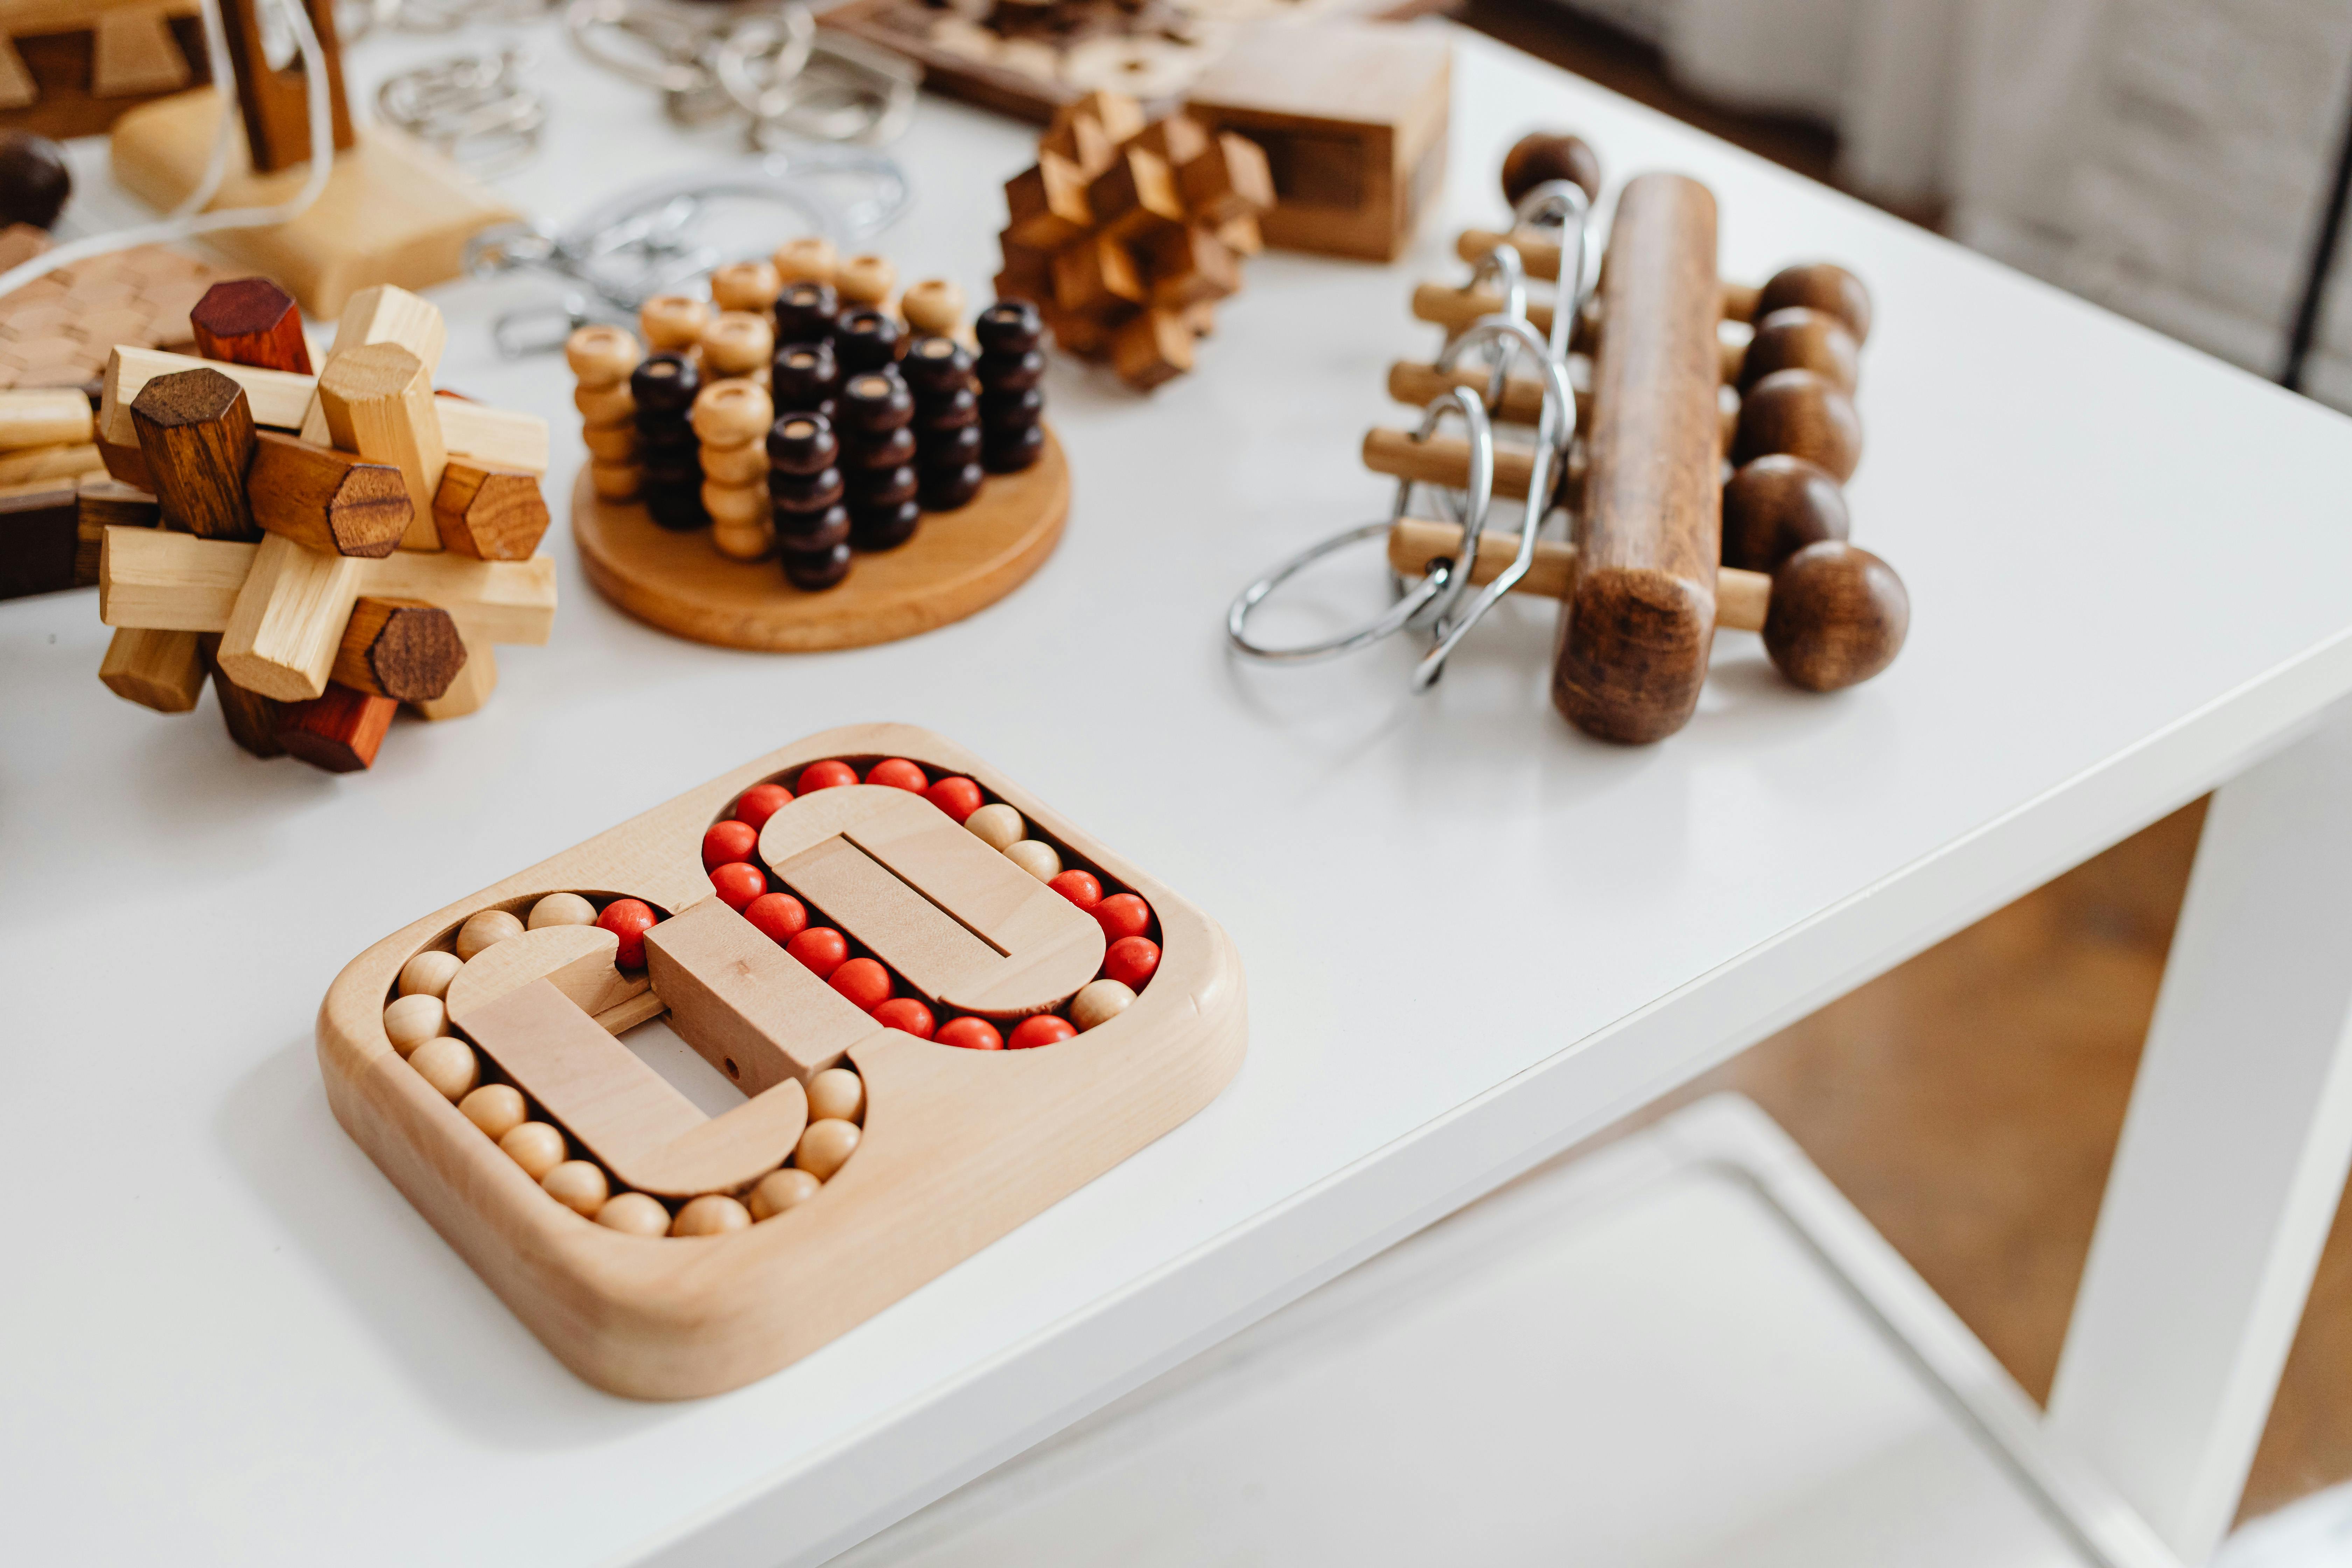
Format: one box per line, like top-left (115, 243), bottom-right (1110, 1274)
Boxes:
top-left (167, 0), bottom-right (240, 220)
top-left (0, 0), bottom-right (336, 301)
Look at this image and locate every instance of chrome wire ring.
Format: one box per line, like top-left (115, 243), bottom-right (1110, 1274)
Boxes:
top-left (1511, 178), bottom-right (1597, 363)
top-left (377, 48), bottom-right (546, 176)
top-left (1227, 390), bottom-right (1496, 666)
top-left (713, 10), bottom-right (818, 122)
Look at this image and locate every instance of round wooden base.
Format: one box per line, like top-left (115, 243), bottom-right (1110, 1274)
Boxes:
top-left (572, 425), bottom-right (1070, 652)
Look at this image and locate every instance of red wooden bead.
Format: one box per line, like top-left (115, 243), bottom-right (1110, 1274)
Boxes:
top-left (799, 759), bottom-right (859, 792)
top-left (873, 996), bottom-right (936, 1038)
top-left (867, 757), bottom-right (928, 792)
top-left (598, 898), bottom-right (657, 968)
top-left (788, 926), bottom-right (848, 979)
top-left (830, 956), bottom-right (892, 1011)
top-left (1093, 893), bottom-right (1152, 943)
top-left (1008, 1015), bottom-right (1076, 1050)
top-left (1104, 936), bottom-right (1160, 989)
top-left (1049, 870), bottom-right (1102, 909)
top-left (702, 819), bottom-right (758, 870)
top-left (935, 1016), bottom-right (1004, 1051)
top-left (924, 776), bottom-right (983, 822)
top-left (709, 861), bottom-right (766, 910)
top-left (742, 891), bottom-right (807, 945)
top-left (733, 782), bottom-right (793, 832)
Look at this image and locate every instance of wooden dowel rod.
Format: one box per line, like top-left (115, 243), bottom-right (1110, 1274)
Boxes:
top-left (1455, 227), bottom-right (1760, 321)
top-left (1385, 518), bottom-right (1769, 631)
top-left (1363, 427), bottom-right (1546, 503)
top-left (1385, 363), bottom-right (1740, 444)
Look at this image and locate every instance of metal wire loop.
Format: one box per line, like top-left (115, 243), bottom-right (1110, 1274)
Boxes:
top-left (1510, 178), bottom-right (1597, 363)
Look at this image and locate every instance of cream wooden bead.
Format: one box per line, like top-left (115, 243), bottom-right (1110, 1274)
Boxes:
top-left (398, 948), bottom-right (462, 999)
top-left (964, 802), bottom-right (1023, 852)
top-left (639, 294), bottom-right (710, 351)
top-left (704, 481), bottom-right (769, 529)
top-left (901, 278), bottom-right (964, 336)
top-left (699, 312), bottom-right (775, 378)
top-left (1070, 978), bottom-right (1136, 1031)
top-left (773, 235), bottom-right (837, 284)
top-left (836, 253), bottom-right (895, 306)
top-left (671, 1194), bottom-right (752, 1236)
top-left (456, 908), bottom-right (525, 959)
top-left (382, 992), bottom-right (447, 1055)
top-left (795, 1117), bottom-right (861, 1182)
top-left (500, 1120), bottom-right (567, 1180)
top-left (806, 1066), bottom-right (864, 1125)
top-left (460, 1083), bottom-right (528, 1140)
top-left (590, 461), bottom-right (641, 501)
top-left (565, 324), bottom-right (642, 387)
top-left (1003, 838), bottom-right (1061, 882)
top-left (542, 1160), bottom-right (610, 1217)
top-left (692, 378), bottom-right (774, 444)
top-left (581, 423), bottom-right (640, 462)
top-left (710, 514), bottom-right (774, 561)
top-left (749, 1167), bottom-right (822, 1219)
top-left (575, 382), bottom-right (636, 423)
top-left (711, 258), bottom-right (783, 312)
top-left (596, 1191), bottom-right (671, 1236)
top-left (528, 892), bottom-right (597, 930)
top-left (701, 439), bottom-right (767, 486)
top-left (409, 1035), bottom-right (479, 1101)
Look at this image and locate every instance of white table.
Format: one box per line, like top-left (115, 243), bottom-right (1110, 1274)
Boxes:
top-left (7, 22), bottom-right (2352, 1568)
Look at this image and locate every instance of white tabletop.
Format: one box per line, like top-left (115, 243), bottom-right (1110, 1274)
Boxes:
top-left (9, 22), bottom-right (2352, 1568)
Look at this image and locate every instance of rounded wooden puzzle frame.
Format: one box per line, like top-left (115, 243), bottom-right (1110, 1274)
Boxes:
top-left (317, 723), bottom-right (1245, 1399)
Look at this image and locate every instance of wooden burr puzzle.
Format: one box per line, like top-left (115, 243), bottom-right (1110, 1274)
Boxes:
top-left (995, 87), bottom-right (1273, 389)
top-left (318, 724), bottom-right (1247, 1398)
top-left (569, 237), bottom-right (1069, 652)
top-left (90, 275), bottom-right (556, 772)
top-left (1238, 131), bottom-right (1907, 744)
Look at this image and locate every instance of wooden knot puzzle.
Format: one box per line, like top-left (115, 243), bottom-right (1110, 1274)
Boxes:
top-left (90, 275), bottom-right (556, 772)
top-left (319, 724), bottom-right (1247, 1398)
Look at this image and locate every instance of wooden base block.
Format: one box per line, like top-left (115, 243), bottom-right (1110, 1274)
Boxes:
top-left (108, 89), bottom-right (519, 318)
top-left (572, 425), bottom-right (1070, 652)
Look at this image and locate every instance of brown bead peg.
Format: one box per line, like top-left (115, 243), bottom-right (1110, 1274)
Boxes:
top-left (130, 368), bottom-right (259, 540)
top-left (1762, 540), bottom-right (1909, 692)
top-left (1756, 262), bottom-right (1872, 346)
top-left (191, 279), bottom-right (313, 374)
top-left (1721, 454), bottom-right (1849, 573)
top-left (1500, 132), bottom-right (1602, 207)
top-left (1732, 368), bottom-right (1862, 482)
top-left (1739, 306), bottom-right (1858, 394)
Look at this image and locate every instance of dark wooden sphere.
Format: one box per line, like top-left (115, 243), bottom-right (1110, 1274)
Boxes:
top-left (1756, 263), bottom-right (1872, 345)
top-left (1739, 306), bottom-right (1858, 394)
top-left (1732, 368), bottom-right (1862, 481)
top-left (1500, 132), bottom-right (1602, 207)
top-left (0, 131), bottom-right (70, 230)
top-left (1722, 454), bottom-right (1848, 572)
top-left (1763, 541), bottom-right (1909, 692)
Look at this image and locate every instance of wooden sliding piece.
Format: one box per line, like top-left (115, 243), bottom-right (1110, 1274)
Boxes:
top-left (98, 628), bottom-right (208, 713)
top-left (245, 432), bottom-right (411, 557)
top-left (0, 444), bottom-right (104, 485)
top-left (444, 924), bottom-right (649, 1023)
top-left (644, 898), bottom-right (885, 1092)
top-left (128, 368), bottom-right (258, 540)
top-left (450, 979), bottom-right (809, 1199)
top-left (330, 596), bottom-right (466, 702)
top-left (315, 342), bottom-right (446, 548)
top-left (757, 785), bottom-right (1105, 1016)
top-left (1386, 519), bottom-right (1769, 629)
top-left (0, 389), bottom-right (95, 451)
top-left (1553, 173), bottom-right (1723, 744)
top-left (214, 533), bottom-right (367, 701)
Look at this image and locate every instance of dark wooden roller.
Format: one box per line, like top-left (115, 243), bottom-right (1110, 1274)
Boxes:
top-left (1552, 173), bottom-right (1723, 744)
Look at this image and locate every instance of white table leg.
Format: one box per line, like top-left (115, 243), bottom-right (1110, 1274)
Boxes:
top-left (2047, 712), bottom-right (2352, 1562)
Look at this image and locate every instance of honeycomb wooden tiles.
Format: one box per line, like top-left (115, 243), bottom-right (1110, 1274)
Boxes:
top-left (994, 89), bottom-right (1274, 390)
top-left (566, 242), bottom-right (1069, 651)
top-left (88, 277), bottom-right (558, 772)
top-left (0, 240), bottom-right (220, 391)
top-left (319, 724), bottom-right (1246, 1398)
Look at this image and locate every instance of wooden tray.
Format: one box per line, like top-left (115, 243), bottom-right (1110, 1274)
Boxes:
top-left (316, 724), bottom-right (1247, 1399)
top-left (572, 425), bottom-right (1070, 652)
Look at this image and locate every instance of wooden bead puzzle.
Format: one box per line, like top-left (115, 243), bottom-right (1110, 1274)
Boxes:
top-left (91, 276), bottom-right (557, 770)
top-left (569, 240), bottom-right (1069, 651)
top-left (318, 724), bottom-right (1248, 1398)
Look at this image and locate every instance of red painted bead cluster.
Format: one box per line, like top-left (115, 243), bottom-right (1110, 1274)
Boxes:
top-left (702, 755), bottom-right (1161, 1049)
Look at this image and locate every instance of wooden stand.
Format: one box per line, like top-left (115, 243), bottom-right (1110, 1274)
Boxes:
top-left (572, 426), bottom-right (1070, 652)
top-left (107, 88), bottom-right (517, 318)
top-left (316, 724), bottom-right (1248, 1399)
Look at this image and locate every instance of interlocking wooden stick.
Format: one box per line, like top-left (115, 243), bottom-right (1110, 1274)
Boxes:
top-left (215, 534), bottom-right (368, 701)
top-left (128, 368), bottom-right (258, 540)
top-left (329, 596), bottom-right (467, 702)
top-left (98, 627), bottom-right (206, 713)
top-left (432, 462), bottom-right (550, 560)
top-left (245, 432), bottom-right (412, 558)
top-left (297, 284), bottom-right (448, 443)
top-left (315, 342), bottom-right (447, 548)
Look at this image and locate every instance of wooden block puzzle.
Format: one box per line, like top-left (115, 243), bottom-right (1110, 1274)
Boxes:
top-left (995, 90), bottom-right (1273, 391)
top-left (0, 0), bottom-right (211, 140)
top-left (317, 725), bottom-right (1247, 1397)
top-left (90, 276), bottom-right (556, 772)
